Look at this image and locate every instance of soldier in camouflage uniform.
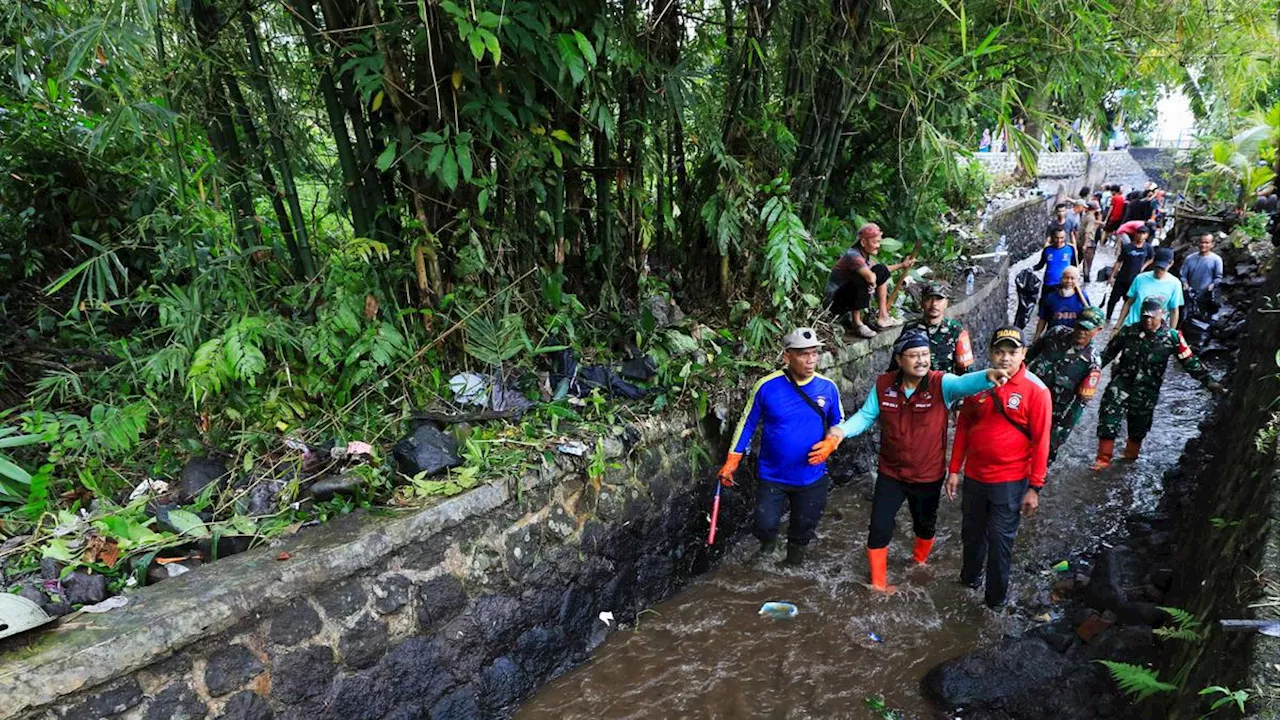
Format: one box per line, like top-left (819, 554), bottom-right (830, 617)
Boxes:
top-left (1026, 306), bottom-right (1105, 463)
top-left (1090, 297), bottom-right (1225, 469)
top-left (896, 282), bottom-right (974, 375)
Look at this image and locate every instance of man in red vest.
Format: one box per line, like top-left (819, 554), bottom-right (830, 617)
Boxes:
top-left (946, 326), bottom-right (1052, 609)
top-left (807, 330), bottom-right (1009, 593)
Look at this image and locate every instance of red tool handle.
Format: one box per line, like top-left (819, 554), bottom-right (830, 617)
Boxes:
top-left (707, 484), bottom-right (723, 545)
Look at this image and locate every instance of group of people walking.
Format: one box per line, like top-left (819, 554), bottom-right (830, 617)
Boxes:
top-left (719, 188), bottom-right (1227, 610)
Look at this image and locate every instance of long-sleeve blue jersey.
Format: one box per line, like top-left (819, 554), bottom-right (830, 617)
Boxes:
top-left (730, 371), bottom-right (844, 486)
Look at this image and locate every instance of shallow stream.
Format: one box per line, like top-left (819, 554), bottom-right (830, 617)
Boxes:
top-left (517, 238), bottom-right (1214, 719)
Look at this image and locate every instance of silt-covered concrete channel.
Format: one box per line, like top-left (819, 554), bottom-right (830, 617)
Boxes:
top-left (516, 238), bottom-right (1229, 718)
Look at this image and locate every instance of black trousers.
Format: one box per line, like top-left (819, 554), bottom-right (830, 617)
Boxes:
top-left (753, 476), bottom-right (831, 546)
top-left (960, 477), bottom-right (1028, 608)
top-left (867, 473), bottom-right (943, 549)
top-left (1106, 276), bottom-right (1134, 321)
top-left (828, 264), bottom-right (891, 314)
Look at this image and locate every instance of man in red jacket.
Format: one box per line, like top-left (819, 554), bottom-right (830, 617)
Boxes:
top-left (946, 326), bottom-right (1052, 609)
top-left (806, 330), bottom-right (1008, 594)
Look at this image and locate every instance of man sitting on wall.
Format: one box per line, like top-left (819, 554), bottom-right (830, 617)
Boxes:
top-left (825, 223), bottom-right (915, 339)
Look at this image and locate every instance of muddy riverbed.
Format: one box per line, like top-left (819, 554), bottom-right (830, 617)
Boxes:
top-left (517, 240), bottom-right (1218, 719)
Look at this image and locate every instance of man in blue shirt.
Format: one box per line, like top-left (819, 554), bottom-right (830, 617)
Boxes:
top-left (1034, 226), bottom-right (1078, 294)
top-left (1117, 247), bottom-right (1184, 328)
top-left (1034, 266), bottom-right (1091, 341)
top-left (718, 328), bottom-right (844, 567)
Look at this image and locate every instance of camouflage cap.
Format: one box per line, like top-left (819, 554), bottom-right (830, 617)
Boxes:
top-left (1141, 297), bottom-right (1167, 317)
top-left (1075, 306), bottom-right (1105, 331)
top-left (921, 281), bottom-right (951, 299)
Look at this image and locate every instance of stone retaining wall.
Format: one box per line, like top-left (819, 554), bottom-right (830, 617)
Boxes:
top-left (972, 150), bottom-right (1150, 182)
top-left (1153, 260), bottom-right (1280, 718)
top-left (0, 198), bottom-right (1048, 720)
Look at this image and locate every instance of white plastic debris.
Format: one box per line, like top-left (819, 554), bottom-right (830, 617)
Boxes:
top-left (598, 611), bottom-right (614, 627)
top-left (449, 373), bottom-right (490, 407)
top-left (80, 595), bottom-right (129, 613)
top-left (283, 437), bottom-right (311, 456)
top-left (346, 441), bottom-right (374, 456)
top-left (557, 441), bottom-right (589, 457)
top-left (165, 563), bottom-right (190, 578)
top-left (128, 479), bottom-right (170, 501)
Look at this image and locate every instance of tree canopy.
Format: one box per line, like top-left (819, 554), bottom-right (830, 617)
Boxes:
top-left (0, 0), bottom-right (1277, 570)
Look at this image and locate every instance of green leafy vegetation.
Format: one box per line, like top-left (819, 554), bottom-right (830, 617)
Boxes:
top-left (2, 0), bottom-right (1278, 595)
top-left (1098, 660), bottom-right (1178, 702)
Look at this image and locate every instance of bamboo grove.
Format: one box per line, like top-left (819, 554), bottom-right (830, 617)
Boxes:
top-left (0, 0), bottom-right (1278, 488)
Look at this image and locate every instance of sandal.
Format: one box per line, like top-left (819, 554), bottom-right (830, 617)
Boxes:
top-left (853, 323), bottom-right (877, 339)
top-left (877, 316), bottom-right (904, 329)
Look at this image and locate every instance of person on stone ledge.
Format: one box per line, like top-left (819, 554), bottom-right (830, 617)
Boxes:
top-left (946, 327), bottom-right (1052, 610)
top-left (1026, 306), bottom-right (1104, 463)
top-left (718, 328), bottom-right (843, 568)
top-left (894, 281), bottom-right (974, 375)
top-left (807, 330), bottom-right (1009, 594)
top-left (824, 222), bottom-right (915, 339)
top-left (1090, 298), bottom-right (1225, 470)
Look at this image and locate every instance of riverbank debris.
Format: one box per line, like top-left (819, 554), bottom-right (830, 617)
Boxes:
top-left (759, 601), bottom-right (798, 619)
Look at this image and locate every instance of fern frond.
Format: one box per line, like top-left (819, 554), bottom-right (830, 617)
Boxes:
top-left (465, 314), bottom-right (527, 367)
top-left (141, 344), bottom-right (190, 391)
top-left (187, 337), bottom-right (226, 407)
top-left (759, 191), bottom-right (810, 308)
top-left (1097, 660), bottom-right (1177, 702)
top-left (1153, 627), bottom-right (1202, 642)
top-left (1158, 606), bottom-right (1202, 630)
top-left (223, 316), bottom-right (267, 384)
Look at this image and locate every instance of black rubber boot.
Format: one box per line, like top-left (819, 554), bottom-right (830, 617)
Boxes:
top-left (753, 539), bottom-right (780, 559)
top-left (780, 543), bottom-right (807, 568)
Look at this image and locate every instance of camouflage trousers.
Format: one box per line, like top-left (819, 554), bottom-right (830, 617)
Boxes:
top-left (1096, 382), bottom-right (1157, 441)
top-left (1048, 420), bottom-right (1077, 463)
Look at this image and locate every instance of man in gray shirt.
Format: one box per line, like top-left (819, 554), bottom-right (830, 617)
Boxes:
top-left (1180, 231), bottom-right (1223, 295)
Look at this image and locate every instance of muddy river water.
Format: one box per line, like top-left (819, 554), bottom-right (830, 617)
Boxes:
top-left (517, 239), bottom-right (1215, 719)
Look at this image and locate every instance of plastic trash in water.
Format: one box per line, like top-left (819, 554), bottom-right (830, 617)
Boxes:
top-left (867, 632), bottom-right (883, 643)
top-left (758, 602), bottom-right (798, 619)
top-left (1052, 560), bottom-right (1070, 573)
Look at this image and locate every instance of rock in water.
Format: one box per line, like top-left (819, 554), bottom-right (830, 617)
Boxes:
top-left (393, 425), bottom-right (462, 478)
top-left (177, 456), bottom-right (231, 503)
top-left (923, 637), bottom-right (1067, 708)
top-left (62, 571), bottom-right (109, 606)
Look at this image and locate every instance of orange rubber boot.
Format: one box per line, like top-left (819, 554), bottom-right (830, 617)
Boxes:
top-left (912, 537), bottom-right (935, 565)
top-left (1123, 439), bottom-right (1143, 461)
top-left (1091, 439), bottom-right (1115, 471)
top-left (867, 547), bottom-right (897, 594)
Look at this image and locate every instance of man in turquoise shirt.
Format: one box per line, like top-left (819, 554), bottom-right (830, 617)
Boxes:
top-left (1116, 247), bottom-right (1183, 328)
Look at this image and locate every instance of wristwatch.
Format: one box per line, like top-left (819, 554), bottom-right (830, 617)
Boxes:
top-left (1028, 485), bottom-right (1041, 494)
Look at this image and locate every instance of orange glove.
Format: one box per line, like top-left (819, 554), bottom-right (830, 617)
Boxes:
top-left (717, 452), bottom-right (742, 486)
top-left (808, 434), bottom-right (842, 465)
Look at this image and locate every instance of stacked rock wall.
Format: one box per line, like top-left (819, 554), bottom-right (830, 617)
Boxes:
top-left (0, 196), bottom-right (1051, 720)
